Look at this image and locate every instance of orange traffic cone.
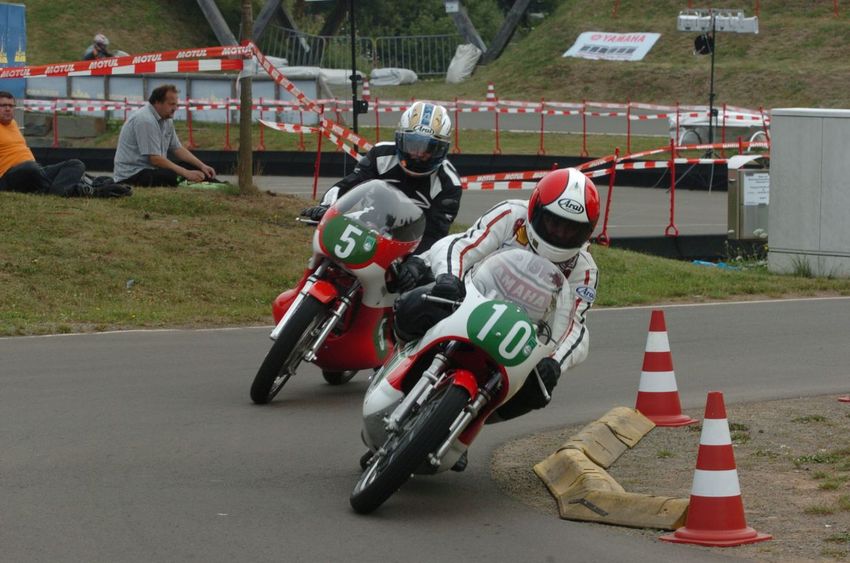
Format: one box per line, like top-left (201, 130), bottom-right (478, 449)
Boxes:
top-left (486, 82), bottom-right (497, 103)
top-left (362, 79), bottom-right (371, 101)
top-left (635, 310), bottom-right (698, 427)
top-left (660, 391), bottom-right (772, 547)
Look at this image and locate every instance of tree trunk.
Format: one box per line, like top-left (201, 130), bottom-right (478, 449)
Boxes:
top-left (238, 0), bottom-right (257, 195)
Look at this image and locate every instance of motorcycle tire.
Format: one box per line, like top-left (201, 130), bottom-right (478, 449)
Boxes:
top-left (250, 294), bottom-right (330, 404)
top-left (322, 370), bottom-right (358, 385)
top-left (349, 384), bottom-right (470, 514)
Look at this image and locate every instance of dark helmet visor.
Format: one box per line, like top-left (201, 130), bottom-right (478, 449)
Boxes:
top-left (395, 131), bottom-right (450, 173)
top-left (530, 205), bottom-right (593, 249)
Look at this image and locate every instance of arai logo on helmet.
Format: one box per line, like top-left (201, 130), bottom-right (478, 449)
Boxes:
top-left (412, 124), bottom-right (435, 135)
top-left (558, 198), bottom-right (585, 214)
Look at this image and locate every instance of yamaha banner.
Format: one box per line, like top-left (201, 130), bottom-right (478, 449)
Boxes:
top-left (0, 2), bottom-right (26, 98)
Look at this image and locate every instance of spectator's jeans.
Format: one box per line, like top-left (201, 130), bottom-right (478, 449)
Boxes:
top-left (122, 167), bottom-right (182, 187)
top-left (121, 162), bottom-right (212, 187)
top-left (0, 159), bottom-right (85, 196)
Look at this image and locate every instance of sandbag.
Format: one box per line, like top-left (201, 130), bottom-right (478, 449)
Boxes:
top-left (445, 44), bottom-right (482, 84)
top-left (369, 68), bottom-right (418, 86)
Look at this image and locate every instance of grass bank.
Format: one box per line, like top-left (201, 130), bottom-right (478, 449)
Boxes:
top-left (2, 188), bottom-right (849, 337)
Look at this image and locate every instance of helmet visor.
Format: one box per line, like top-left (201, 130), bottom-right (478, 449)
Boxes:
top-left (530, 206), bottom-right (593, 250)
top-left (395, 131), bottom-right (450, 173)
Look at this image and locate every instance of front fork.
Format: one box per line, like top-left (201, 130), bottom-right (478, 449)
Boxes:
top-left (429, 371), bottom-right (502, 469)
top-left (269, 260), bottom-right (361, 363)
top-left (270, 261), bottom-right (330, 341)
top-left (384, 344), bottom-right (455, 434)
top-left (303, 284), bottom-right (359, 362)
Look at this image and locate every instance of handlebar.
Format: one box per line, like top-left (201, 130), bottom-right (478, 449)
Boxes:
top-left (420, 293), bottom-right (462, 307)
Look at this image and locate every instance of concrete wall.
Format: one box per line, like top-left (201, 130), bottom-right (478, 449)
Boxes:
top-left (768, 108), bottom-right (850, 277)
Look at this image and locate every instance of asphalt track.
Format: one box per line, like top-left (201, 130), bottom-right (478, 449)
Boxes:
top-left (3, 298), bottom-right (850, 562)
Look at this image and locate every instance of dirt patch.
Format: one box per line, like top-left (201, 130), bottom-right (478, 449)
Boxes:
top-left (492, 395), bottom-right (850, 562)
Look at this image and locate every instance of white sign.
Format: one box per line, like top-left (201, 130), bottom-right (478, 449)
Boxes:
top-left (563, 32), bottom-right (661, 61)
top-left (742, 172), bottom-right (770, 206)
top-left (445, 1), bottom-right (460, 13)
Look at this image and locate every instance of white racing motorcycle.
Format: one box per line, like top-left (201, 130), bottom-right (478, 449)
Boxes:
top-left (350, 247), bottom-right (569, 514)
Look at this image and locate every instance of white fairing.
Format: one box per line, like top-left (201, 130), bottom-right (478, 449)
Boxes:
top-left (361, 248), bottom-right (568, 463)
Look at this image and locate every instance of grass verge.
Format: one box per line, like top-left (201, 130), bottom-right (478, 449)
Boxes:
top-left (2, 187), bottom-right (850, 336)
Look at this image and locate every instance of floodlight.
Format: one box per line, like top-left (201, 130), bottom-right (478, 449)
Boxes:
top-left (676, 9), bottom-right (759, 151)
top-left (677, 9), bottom-right (758, 34)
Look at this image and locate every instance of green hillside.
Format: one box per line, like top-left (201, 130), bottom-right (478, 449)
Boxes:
top-left (379, 0), bottom-right (850, 109)
top-left (19, 0), bottom-right (850, 110)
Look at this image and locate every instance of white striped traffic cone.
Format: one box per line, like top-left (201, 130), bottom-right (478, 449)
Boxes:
top-left (362, 79), bottom-right (370, 101)
top-left (635, 310), bottom-right (698, 427)
top-left (660, 391), bottom-right (772, 547)
top-left (486, 82), bottom-right (497, 103)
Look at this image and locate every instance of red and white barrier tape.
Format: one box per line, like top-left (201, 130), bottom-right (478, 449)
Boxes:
top-left (259, 118), bottom-right (363, 160)
top-left (0, 45), bottom-right (251, 78)
top-left (259, 119), bottom-right (318, 134)
top-left (248, 42), bottom-right (320, 114)
top-left (460, 170), bottom-right (550, 185)
top-left (462, 180), bottom-right (540, 191)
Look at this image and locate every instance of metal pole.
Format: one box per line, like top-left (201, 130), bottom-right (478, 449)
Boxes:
top-left (707, 11), bottom-right (716, 150)
top-left (349, 0), bottom-right (358, 133)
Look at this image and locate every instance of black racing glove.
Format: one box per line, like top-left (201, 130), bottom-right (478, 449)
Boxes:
top-left (494, 357), bottom-right (562, 421)
top-left (300, 204), bottom-right (329, 221)
top-left (394, 256), bottom-right (429, 292)
top-left (431, 273), bottom-right (465, 302)
top-left (534, 357), bottom-right (561, 398)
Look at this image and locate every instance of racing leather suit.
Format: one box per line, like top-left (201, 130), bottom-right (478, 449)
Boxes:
top-left (319, 141), bottom-right (463, 253)
top-left (424, 199), bottom-right (599, 376)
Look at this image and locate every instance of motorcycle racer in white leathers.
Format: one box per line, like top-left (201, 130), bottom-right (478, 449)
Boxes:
top-left (394, 167), bottom-right (601, 421)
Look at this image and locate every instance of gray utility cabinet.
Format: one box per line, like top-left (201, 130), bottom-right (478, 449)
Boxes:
top-left (768, 108), bottom-right (850, 277)
top-left (727, 155), bottom-right (769, 240)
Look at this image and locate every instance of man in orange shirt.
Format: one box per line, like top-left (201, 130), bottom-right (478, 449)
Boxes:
top-left (0, 91), bottom-right (122, 197)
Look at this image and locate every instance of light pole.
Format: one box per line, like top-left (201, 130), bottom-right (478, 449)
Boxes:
top-left (677, 9), bottom-right (758, 150)
top-left (348, 0), bottom-right (368, 133)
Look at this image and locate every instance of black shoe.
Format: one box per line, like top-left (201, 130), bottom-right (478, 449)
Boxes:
top-left (451, 451), bottom-right (468, 472)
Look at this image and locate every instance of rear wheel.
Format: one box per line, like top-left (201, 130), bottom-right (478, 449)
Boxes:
top-left (250, 295), bottom-right (330, 404)
top-left (350, 384), bottom-right (470, 514)
top-left (322, 370), bottom-right (358, 385)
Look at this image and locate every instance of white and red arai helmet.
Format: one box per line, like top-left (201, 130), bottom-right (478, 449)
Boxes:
top-left (526, 167), bottom-right (600, 263)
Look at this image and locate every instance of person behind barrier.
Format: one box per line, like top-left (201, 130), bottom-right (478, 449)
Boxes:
top-left (0, 91), bottom-right (130, 198)
top-left (299, 101), bottom-right (462, 255)
top-left (113, 84), bottom-right (217, 187)
top-left (83, 33), bottom-right (114, 60)
top-left (395, 167), bottom-right (601, 422)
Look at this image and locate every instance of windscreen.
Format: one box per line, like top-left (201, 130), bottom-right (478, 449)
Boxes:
top-left (331, 180), bottom-right (426, 243)
top-left (470, 248), bottom-right (567, 325)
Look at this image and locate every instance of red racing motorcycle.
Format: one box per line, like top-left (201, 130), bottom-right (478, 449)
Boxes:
top-left (250, 180), bottom-right (426, 404)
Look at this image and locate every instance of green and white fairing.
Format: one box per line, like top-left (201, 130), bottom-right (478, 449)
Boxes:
top-left (362, 248), bottom-right (570, 449)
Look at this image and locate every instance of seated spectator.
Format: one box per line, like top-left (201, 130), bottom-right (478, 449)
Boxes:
top-left (113, 84), bottom-right (217, 187)
top-left (83, 34), bottom-right (114, 60)
top-left (0, 91), bottom-right (130, 198)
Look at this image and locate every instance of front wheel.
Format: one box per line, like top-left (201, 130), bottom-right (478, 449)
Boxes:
top-left (250, 294), bottom-right (330, 404)
top-left (350, 384), bottom-right (470, 514)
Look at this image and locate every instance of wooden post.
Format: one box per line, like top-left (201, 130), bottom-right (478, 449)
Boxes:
top-left (236, 0), bottom-right (255, 193)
